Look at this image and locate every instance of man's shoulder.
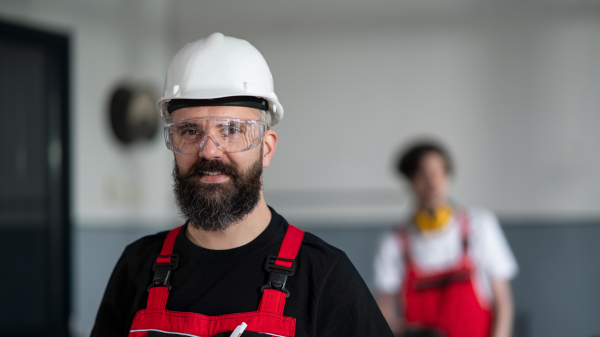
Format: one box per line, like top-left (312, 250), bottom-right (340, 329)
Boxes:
top-left (463, 207), bottom-right (500, 231)
top-left (464, 206), bottom-right (496, 219)
top-left (122, 228), bottom-right (172, 257)
top-left (462, 207), bottom-right (508, 247)
top-left (297, 231), bottom-right (348, 267)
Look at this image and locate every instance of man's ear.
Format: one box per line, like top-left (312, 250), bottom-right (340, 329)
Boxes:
top-left (261, 130), bottom-right (278, 168)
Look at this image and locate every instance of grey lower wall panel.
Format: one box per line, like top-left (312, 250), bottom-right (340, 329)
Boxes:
top-left (73, 222), bottom-right (600, 337)
top-left (72, 227), bottom-right (161, 337)
top-left (501, 223), bottom-right (600, 337)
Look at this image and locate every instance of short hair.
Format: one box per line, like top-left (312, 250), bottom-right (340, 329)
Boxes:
top-left (396, 140), bottom-right (453, 180)
top-left (254, 108), bottom-right (272, 130)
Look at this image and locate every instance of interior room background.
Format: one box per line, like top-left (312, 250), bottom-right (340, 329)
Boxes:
top-left (1, 1), bottom-right (599, 336)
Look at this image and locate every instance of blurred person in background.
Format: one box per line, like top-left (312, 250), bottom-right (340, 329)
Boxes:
top-left (374, 140), bottom-right (518, 337)
top-left (91, 32), bottom-right (393, 337)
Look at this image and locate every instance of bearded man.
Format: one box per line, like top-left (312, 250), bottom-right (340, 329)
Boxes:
top-left (91, 32), bottom-right (393, 337)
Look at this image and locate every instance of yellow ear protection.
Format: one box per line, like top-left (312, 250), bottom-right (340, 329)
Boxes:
top-left (414, 205), bottom-right (453, 232)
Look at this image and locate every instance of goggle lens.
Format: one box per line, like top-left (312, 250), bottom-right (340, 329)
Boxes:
top-left (164, 117), bottom-right (266, 154)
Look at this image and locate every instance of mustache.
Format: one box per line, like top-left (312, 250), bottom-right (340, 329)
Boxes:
top-left (172, 154), bottom-right (264, 232)
top-left (184, 158), bottom-right (239, 179)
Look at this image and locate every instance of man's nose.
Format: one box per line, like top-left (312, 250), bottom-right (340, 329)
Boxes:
top-left (198, 134), bottom-right (223, 159)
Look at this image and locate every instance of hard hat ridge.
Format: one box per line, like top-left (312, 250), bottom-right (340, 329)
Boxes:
top-left (157, 32), bottom-right (284, 125)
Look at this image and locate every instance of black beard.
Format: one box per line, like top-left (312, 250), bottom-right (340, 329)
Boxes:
top-left (173, 154), bottom-right (263, 232)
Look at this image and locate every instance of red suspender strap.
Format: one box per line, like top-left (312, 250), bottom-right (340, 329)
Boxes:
top-left (456, 209), bottom-right (470, 253)
top-left (147, 286), bottom-right (169, 310)
top-left (275, 224), bottom-right (304, 267)
top-left (157, 226), bottom-right (181, 263)
top-left (396, 227), bottom-right (412, 265)
top-left (147, 225), bottom-right (183, 310)
top-left (259, 224), bottom-right (305, 315)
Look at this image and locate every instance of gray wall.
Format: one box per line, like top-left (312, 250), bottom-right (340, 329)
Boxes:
top-left (502, 222), bottom-right (600, 337)
top-left (74, 221), bottom-right (600, 337)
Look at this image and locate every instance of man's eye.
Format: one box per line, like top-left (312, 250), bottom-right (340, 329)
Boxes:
top-left (223, 126), bottom-right (242, 135)
top-left (181, 129), bottom-right (199, 136)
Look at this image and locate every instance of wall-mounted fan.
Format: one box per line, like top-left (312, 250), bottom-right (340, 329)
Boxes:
top-left (109, 84), bottom-right (159, 145)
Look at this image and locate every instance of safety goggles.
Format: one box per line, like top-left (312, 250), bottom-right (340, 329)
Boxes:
top-left (164, 117), bottom-right (267, 154)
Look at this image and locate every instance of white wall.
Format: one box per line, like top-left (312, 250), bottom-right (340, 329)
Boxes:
top-left (174, 1), bottom-right (600, 223)
top-left (0, 0), bottom-right (181, 229)
top-left (2, 0), bottom-right (600, 229)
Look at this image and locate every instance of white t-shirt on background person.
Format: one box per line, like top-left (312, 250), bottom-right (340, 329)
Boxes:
top-left (374, 208), bottom-right (518, 306)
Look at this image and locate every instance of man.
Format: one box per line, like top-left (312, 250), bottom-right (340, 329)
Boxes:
top-left (374, 141), bottom-right (518, 337)
top-left (91, 32), bottom-right (393, 337)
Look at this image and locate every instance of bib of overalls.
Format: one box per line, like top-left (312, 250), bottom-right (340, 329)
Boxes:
top-left (398, 210), bottom-right (492, 337)
top-left (128, 224), bottom-right (305, 337)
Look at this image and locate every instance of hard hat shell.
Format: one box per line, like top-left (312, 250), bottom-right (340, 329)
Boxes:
top-left (157, 32), bottom-right (283, 125)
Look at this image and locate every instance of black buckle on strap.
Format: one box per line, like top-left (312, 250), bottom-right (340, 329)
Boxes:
top-left (147, 254), bottom-right (179, 291)
top-left (260, 255), bottom-right (296, 298)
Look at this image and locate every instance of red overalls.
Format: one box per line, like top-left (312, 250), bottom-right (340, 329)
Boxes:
top-left (128, 224), bottom-right (305, 337)
top-left (398, 210), bottom-right (492, 337)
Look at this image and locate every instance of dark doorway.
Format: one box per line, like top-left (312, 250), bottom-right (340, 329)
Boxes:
top-left (0, 20), bottom-right (70, 337)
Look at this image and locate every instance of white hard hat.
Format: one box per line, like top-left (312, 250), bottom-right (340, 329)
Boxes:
top-left (157, 32), bottom-right (284, 125)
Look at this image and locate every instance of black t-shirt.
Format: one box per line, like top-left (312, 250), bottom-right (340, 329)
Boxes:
top-left (91, 207), bottom-right (394, 337)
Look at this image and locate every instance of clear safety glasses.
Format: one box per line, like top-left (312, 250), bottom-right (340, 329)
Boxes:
top-left (164, 117), bottom-right (267, 154)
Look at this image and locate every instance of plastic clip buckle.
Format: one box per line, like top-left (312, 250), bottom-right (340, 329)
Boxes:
top-left (147, 254), bottom-right (179, 291)
top-left (260, 255), bottom-right (296, 298)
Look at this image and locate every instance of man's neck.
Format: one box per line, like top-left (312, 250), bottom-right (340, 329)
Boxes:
top-left (185, 196), bottom-right (272, 250)
top-left (418, 198), bottom-right (448, 214)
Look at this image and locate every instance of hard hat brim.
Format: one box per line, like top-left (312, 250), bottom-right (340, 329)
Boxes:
top-left (157, 90), bottom-right (283, 126)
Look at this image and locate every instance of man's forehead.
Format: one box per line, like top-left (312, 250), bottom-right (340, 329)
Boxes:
top-left (171, 105), bottom-right (258, 123)
top-left (418, 152), bottom-right (448, 171)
